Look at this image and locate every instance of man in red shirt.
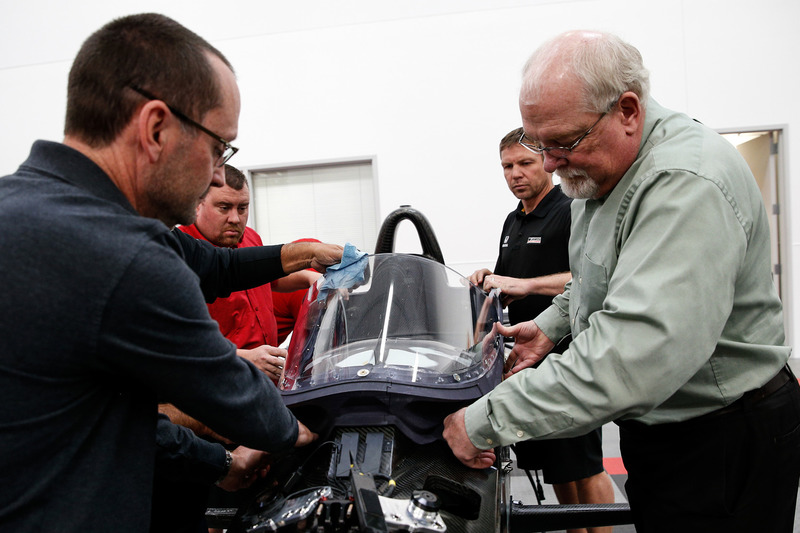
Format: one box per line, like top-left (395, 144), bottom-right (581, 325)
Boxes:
top-left (174, 165), bottom-right (322, 533)
top-left (180, 165), bottom-right (318, 382)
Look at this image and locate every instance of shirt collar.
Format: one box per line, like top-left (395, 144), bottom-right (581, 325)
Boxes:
top-left (21, 140), bottom-right (138, 216)
top-left (514, 185), bottom-right (565, 219)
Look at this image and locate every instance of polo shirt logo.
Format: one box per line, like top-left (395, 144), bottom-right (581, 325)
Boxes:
top-left (527, 236), bottom-right (542, 244)
top-left (502, 235), bottom-right (510, 248)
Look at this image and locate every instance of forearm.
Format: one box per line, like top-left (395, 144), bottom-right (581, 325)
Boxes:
top-left (104, 242), bottom-right (299, 453)
top-left (534, 281), bottom-right (572, 343)
top-left (171, 229), bottom-right (285, 299)
top-left (280, 242), bottom-right (317, 273)
top-left (271, 270), bottom-right (321, 293)
top-left (168, 358), bottom-right (299, 452)
top-left (525, 271), bottom-right (571, 297)
top-left (155, 414), bottom-right (228, 484)
top-left (280, 241), bottom-right (343, 274)
top-left (158, 403), bottom-right (231, 443)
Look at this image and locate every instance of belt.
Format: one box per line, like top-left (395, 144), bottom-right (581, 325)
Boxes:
top-left (714, 364), bottom-right (794, 415)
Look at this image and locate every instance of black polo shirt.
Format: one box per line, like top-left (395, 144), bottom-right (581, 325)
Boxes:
top-left (494, 185), bottom-right (572, 326)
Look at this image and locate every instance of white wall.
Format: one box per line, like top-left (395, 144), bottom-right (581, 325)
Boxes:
top-left (2, 0), bottom-right (799, 341)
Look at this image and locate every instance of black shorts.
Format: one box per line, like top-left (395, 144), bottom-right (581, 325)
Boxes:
top-left (513, 427), bottom-right (604, 485)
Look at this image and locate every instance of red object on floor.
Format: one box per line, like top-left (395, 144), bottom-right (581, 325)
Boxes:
top-left (604, 457), bottom-right (627, 475)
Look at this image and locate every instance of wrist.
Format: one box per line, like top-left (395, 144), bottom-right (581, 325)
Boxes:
top-left (526, 277), bottom-right (540, 295)
top-left (280, 242), bottom-right (314, 274)
top-left (215, 449), bottom-right (233, 486)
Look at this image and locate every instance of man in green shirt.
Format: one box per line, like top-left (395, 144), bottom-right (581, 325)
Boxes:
top-left (444, 30), bottom-right (800, 532)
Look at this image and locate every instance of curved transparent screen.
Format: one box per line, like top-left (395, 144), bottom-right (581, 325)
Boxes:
top-left (280, 254), bottom-right (503, 391)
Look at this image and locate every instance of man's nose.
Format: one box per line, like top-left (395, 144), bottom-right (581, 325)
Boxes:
top-left (542, 151), bottom-right (567, 173)
top-left (210, 165), bottom-right (225, 187)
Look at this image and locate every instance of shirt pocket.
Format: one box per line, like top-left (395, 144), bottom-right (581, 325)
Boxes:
top-left (572, 254), bottom-right (609, 334)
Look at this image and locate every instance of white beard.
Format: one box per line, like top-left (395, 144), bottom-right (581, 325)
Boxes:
top-left (556, 168), bottom-right (601, 199)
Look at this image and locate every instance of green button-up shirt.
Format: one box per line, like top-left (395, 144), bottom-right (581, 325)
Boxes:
top-left (466, 100), bottom-right (790, 448)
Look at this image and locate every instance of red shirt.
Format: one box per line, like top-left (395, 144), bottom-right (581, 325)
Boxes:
top-left (272, 289), bottom-right (307, 345)
top-left (179, 225), bottom-right (278, 349)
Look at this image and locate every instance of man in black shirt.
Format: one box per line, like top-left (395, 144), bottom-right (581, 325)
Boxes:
top-left (470, 128), bottom-right (614, 530)
top-left (0, 13), bottom-right (341, 532)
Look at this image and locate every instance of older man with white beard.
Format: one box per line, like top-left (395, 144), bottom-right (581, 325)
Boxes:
top-left (443, 30), bottom-right (799, 532)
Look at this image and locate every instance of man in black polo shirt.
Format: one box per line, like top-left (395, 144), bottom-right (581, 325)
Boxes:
top-left (470, 128), bottom-right (614, 529)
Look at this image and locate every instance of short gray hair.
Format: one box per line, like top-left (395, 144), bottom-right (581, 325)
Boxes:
top-left (520, 31), bottom-right (650, 113)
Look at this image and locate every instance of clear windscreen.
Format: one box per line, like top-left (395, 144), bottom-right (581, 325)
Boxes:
top-left (280, 254), bottom-right (503, 391)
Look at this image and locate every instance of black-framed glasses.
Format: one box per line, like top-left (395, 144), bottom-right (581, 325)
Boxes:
top-left (518, 112), bottom-right (607, 159)
top-left (129, 85), bottom-right (238, 167)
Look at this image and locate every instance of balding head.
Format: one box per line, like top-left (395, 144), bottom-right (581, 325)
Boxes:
top-left (520, 30), bottom-right (650, 114)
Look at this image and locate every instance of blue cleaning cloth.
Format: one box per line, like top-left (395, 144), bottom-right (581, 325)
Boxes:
top-left (316, 243), bottom-right (369, 301)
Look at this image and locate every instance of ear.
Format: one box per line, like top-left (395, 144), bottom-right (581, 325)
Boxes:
top-left (617, 91), bottom-right (643, 135)
top-left (136, 101), bottom-right (172, 164)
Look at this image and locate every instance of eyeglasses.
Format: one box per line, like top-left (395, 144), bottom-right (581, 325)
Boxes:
top-left (518, 112), bottom-right (608, 159)
top-left (129, 85), bottom-right (238, 167)
top-left (518, 94), bottom-right (622, 158)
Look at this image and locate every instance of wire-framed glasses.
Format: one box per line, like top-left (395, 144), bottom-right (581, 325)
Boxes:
top-left (518, 112), bottom-right (607, 159)
top-left (129, 85), bottom-right (238, 167)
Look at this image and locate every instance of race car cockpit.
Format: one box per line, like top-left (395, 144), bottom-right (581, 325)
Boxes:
top-left (210, 206), bottom-right (631, 533)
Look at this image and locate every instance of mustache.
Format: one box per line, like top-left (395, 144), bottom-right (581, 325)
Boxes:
top-left (555, 168), bottom-right (590, 180)
top-left (555, 167), bottom-right (600, 199)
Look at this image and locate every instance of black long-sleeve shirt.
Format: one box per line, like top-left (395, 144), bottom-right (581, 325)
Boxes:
top-left (0, 141), bottom-right (297, 532)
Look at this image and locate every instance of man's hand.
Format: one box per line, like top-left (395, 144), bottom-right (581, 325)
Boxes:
top-left (215, 445), bottom-right (271, 492)
top-left (295, 420), bottom-right (318, 447)
top-left (469, 268), bottom-right (493, 288)
top-left (238, 346), bottom-right (286, 382)
top-left (482, 273), bottom-right (530, 306)
top-left (281, 242), bottom-right (344, 274)
top-left (442, 408), bottom-right (496, 469)
top-left (497, 320), bottom-right (555, 378)
top-left (309, 243), bottom-right (344, 273)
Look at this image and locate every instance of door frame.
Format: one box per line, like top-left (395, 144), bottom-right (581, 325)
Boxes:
top-left (719, 125), bottom-right (792, 345)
